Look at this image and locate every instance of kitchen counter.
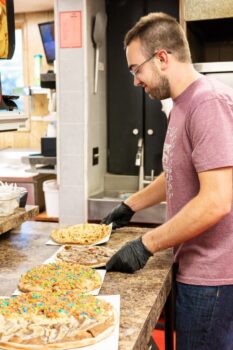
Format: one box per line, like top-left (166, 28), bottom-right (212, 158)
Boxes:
top-left (0, 205), bottom-right (39, 235)
top-left (0, 222), bottom-right (174, 350)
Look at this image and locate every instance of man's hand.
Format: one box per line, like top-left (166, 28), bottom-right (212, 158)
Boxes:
top-left (101, 202), bottom-right (135, 230)
top-left (106, 237), bottom-right (153, 273)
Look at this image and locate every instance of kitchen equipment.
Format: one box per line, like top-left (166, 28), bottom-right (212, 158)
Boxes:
top-left (40, 71), bottom-right (56, 89)
top-left (92, 11), bottom-right (107, 94)
top-left (194, 62), bottom-right (233, 89)
top-left (41, 137), bottom-right (56, 157)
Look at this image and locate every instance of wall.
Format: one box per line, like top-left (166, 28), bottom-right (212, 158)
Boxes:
top-left (86, 0), bottom-right (107, 196)
top-left (0, 11), bottom-right (54, 150)
top-left (56, 0), bottom-right (106, 225)
top-left (56, 0), bottom-right (86, 225)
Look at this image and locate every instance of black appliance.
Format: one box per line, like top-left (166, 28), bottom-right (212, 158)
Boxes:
top-left (40, 71), bottom-right (56, 89)
top-left (41, 137), bottom-right (56, 157)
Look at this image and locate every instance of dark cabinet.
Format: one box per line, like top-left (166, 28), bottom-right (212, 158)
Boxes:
top-left (186, 18), bottom-right (233, 63)
top-left (106, 0), bottom-right (179, 176)
top-left (106, 0), bottom-right (144, 176)
top-left (180, 0), bottom-right (233, 63)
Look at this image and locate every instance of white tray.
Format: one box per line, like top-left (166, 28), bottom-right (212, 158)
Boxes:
top-left (46, 224), bottom-right (112, 246)
top-left (0, 295), bottom-right (120, 350)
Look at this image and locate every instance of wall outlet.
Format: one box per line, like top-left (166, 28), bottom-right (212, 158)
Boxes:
top-left (92, 147), bottom-right (99, 165)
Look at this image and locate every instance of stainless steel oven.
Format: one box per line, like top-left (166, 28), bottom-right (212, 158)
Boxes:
top-left (194, 62), bottom-right (233, 89)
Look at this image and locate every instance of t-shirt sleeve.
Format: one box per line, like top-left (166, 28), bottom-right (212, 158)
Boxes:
top-left (187, 97), bottom-right (233, 172)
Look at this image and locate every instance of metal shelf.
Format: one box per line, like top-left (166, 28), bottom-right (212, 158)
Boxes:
top-left (22, 155), bottom-right (57, 174)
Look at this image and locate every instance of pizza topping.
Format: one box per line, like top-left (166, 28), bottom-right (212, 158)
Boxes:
top-left (18, 262), bottom-right (102, 293)
top-left (56, 245), bottom-right (116, 267)
top-left (0, 293), bottom-right (111, 319)
top-left (0, 292), bottom-right (116, 345)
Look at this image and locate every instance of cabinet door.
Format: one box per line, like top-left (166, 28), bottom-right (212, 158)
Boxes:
top-left (107, 0), bottom-right (179, 176)
top-left (144, 95), bottom-right (167, 176)
top-left (106, 0), bottom-right (144, 175)
top-left (144, 0), bottom-right (178, 176)
top-left (146, 0), bottom-right (179, 19)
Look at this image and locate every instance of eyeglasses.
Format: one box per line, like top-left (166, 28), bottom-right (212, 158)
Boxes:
top-left (129, 50), bottom-right (172, 77)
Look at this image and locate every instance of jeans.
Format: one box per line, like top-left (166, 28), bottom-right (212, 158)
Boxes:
top-left (176, 282), bottom-right (233, 350)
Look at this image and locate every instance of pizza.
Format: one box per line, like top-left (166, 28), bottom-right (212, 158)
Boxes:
top-left (51, 223), bottom-right (111, 245)
top-left (56, 245), bottom-right (116, 268)
top-left (18, 262), bottom-right (102, 293)
top-left (0, 291), bottom-right (117, 349)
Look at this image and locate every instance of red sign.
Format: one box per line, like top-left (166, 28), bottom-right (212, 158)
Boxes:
top-left (60, 11), bottom-right (82, 48)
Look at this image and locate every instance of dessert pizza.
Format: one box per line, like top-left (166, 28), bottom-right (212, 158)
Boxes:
top-left (56, 245), bottom-right (116, 268)
top-left (51, 223), bottom-right (111, 245)
top-left (0, 291), bottom-right (117, 349)
top-left (18, 262), bottom-right (101, 293)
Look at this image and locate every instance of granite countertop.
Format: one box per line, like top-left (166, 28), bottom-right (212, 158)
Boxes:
top-left (0, 205), bottom-right (39, 235)
top-left (0, 222), bottom-right (173, 350)
top-left (102, 226), bottom-right (173, 350)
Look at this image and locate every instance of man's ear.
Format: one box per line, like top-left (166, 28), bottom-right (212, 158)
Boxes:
top-left (159, 51), bottom-right (169, 64)
top-left (158, 51), bottom-right (170, 71)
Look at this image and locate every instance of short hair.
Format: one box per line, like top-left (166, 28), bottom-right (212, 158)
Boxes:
top-left (124, 12), bottom-right (191, 63)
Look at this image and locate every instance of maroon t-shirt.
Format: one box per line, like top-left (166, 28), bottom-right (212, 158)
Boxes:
top-left (163, 75), bottom-right (233, 285)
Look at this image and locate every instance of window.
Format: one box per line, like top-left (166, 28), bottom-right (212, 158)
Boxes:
top-left (0, 28), bottom-right (25, 112)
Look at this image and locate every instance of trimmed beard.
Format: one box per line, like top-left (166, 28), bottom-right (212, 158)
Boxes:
top-left (148, 66), bottom-right (171, 100)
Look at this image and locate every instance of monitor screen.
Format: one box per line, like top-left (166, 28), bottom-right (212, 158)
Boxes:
top-left (38, 21), bottom-right (55, 64)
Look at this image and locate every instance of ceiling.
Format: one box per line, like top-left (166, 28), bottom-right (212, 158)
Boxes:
top-left (14, 0), bottom-right (54, 13)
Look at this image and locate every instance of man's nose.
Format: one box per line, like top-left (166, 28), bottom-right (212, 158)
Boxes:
top-left (134, 76), bottom-right (142, 87)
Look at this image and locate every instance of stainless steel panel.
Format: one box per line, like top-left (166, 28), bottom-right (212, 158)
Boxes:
top-left (194, 61), bottom-right (233, 73)
top-left (88, 191), bottom-right (166, 224)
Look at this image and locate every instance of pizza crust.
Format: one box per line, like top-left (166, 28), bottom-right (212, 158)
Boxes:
top-left (0, 322), bottom-right (116, 350)
top-left (50, 224), bottom-right (111, 245)
top-left (0, 293), bottom-right (117, 350)
top-left (0, 323), bottom-right (115, 349)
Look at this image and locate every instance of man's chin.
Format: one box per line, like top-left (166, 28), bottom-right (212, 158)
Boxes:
top-left (147, 90), bottom-right (159, 100)
top-left (144, 87), bottom-right (155, 99)
top-left (148, 90), bottom-right (170, 100)
top-left (148, 93), bottom-right (155, 100)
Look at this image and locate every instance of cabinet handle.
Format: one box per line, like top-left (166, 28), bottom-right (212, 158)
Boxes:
top-left (132, 128), bottom-right (139, 135)
top-left (147, 129), bottom-right (154, 135)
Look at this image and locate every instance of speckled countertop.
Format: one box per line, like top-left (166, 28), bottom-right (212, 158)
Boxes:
top-left (0, 222), bottom-right (173, 350)
top-left (0, 205), bottom-right (39, 234)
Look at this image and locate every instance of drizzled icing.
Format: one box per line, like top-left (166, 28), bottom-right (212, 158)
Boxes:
top-left (0, 292), bottom-right (112, 319)
top-left (18, 262), bottom-right (101, 293)
top-left (0, 292), bottom-right (115, 345)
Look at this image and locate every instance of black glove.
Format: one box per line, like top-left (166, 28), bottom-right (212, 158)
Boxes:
top-left (101, 202), bottom-right (135, 230)
top-left (106, 237), bottom-right (153, 273)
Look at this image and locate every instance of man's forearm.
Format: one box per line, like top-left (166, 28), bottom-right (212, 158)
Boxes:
top-left (143, 168), bottom-right (233, 253)
top-left (142, 189), bottom-right (230, 253)
top-left (125, 172), bottom-right (166, 212)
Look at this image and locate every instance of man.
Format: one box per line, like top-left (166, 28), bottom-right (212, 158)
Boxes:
top-left (102, 12), bottom-right (233, 350)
